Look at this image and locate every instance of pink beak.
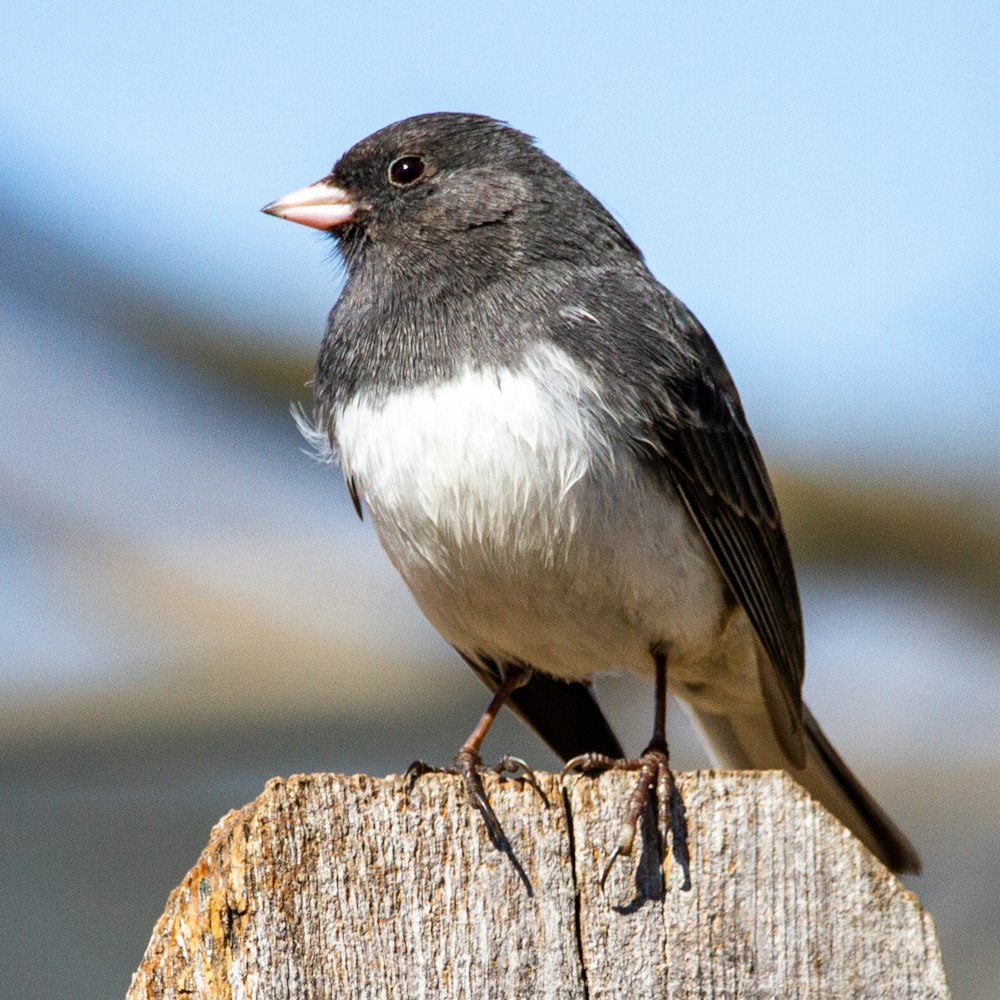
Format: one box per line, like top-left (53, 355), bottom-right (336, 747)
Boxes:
top-left (261, 178), bottom-right (357, 230)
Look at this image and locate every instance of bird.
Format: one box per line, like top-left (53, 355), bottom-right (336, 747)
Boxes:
top-left (262, 112), bottom-right (920, 876)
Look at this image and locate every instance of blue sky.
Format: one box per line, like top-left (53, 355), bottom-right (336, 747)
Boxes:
top-left (3, 2), bottom-right (998, 473)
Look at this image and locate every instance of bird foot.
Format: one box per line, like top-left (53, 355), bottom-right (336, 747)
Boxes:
top-left (406, 750), bottom-right (549, 847)
top-left (563, 742), bottom-right (691, 889)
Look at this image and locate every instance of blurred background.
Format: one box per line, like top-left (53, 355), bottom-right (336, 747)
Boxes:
top-left (2, 3), bottom-right (998, 997)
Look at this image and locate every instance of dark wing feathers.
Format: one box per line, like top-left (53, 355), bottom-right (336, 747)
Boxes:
top-left (546, 275), bottom-right (805, 762)
top-left (648, 326), bottom-right (806, 760)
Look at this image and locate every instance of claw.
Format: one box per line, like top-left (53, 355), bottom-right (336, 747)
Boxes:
top-left (562, 751), bottom-right (621, 775)
top-left (404, 759), bottom-right (435, 794)
top-left (565, 744), bottom-right (691, 890)
top-left (614, 818), bottom-right (637, 858)
top-left (464, 765), bottom-right (504, 845)
top-left (404, 749), bottom-right (547, 849)
top-left (600, 842), bottom-right (626, 889)
top-left (495, 755), bottom-right (550, 807)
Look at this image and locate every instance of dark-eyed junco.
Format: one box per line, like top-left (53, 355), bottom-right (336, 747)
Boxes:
top-left (263, 113), bottom-right (919, 876)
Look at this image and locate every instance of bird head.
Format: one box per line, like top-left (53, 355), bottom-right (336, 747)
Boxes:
top-left (263, 112), bottom-right (637, 275)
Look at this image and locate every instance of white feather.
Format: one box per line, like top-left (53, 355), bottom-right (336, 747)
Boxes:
top-left (292, 402), bottom-right (337, 464)
top-left (332, 342), bottom-right (730, 685)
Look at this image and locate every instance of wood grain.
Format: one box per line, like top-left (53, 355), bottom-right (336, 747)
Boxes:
top-left (127, 770), bottom-right (949, 999)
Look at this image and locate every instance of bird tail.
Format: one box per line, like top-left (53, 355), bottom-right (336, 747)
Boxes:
top-left (685, 701), bottom-right (921, 874)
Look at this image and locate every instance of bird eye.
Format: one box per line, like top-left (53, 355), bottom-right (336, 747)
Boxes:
top-left (388, 155), bottom-right (426, 186)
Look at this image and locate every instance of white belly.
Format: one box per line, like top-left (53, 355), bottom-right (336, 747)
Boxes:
top-left (333, 343), bottom-right (727, 682)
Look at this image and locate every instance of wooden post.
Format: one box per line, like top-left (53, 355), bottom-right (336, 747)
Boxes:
top-left (127, 771), bottom-right (949, 999)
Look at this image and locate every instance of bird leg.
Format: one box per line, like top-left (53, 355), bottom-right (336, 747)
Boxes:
top-left (564, 650), bottom-right (690, 888)
top-left (406, 665), bottom-right (547, 847)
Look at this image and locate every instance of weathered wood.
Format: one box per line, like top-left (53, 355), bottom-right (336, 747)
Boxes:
top-left (127, 771), bottom-right (949, 999)
top-left (571, 772), bottom-right (949, 998)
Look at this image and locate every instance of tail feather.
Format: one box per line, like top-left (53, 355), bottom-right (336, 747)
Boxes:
top-left (685, 700), bottom-right (921, 874)
top-left (459, 651), bottom-right (624, 762)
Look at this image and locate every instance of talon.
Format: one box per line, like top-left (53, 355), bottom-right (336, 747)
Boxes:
top-left (404, 759), bottom-right (434, 793)
top-left (494, 754), bottom-right (530, 776)
top-left (599, 816), bottom-right (639, 888)
top-left (600, 843), bottom-right (625, 889)
top-left (587, 651), bottom-right (692, 889)
top-left (562, 752), bottom-right (620, 775)
top-left (495, 755), bottom-right (549, 807)
top-left (571, 744), bottom-right (690, 887)
top-left (449, 749), bottom-right (503, 846)
top-left (466, 769), bottom-right (504, 846)
top-left (615, 819), bottom-right (637, 857)
top-left (406, 749), bottom-right (543, 848)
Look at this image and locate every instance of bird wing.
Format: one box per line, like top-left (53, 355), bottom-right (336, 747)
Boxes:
top-left (550, 272), bottom-right (806, 764)
top-left (643, 309), bottom-right (806, 764)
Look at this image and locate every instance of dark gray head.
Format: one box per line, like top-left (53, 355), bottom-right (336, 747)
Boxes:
top-left (263, 113), bottom-right (652, 409)
top-left (263, 112), bottom-right (640, 279)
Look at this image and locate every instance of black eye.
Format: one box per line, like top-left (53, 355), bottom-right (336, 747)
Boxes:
top-left (388, 155), bottom-right (426, 186)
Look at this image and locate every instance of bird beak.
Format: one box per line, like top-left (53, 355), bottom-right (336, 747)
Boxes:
top-left (261, 178), bottom-right (357, 230)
